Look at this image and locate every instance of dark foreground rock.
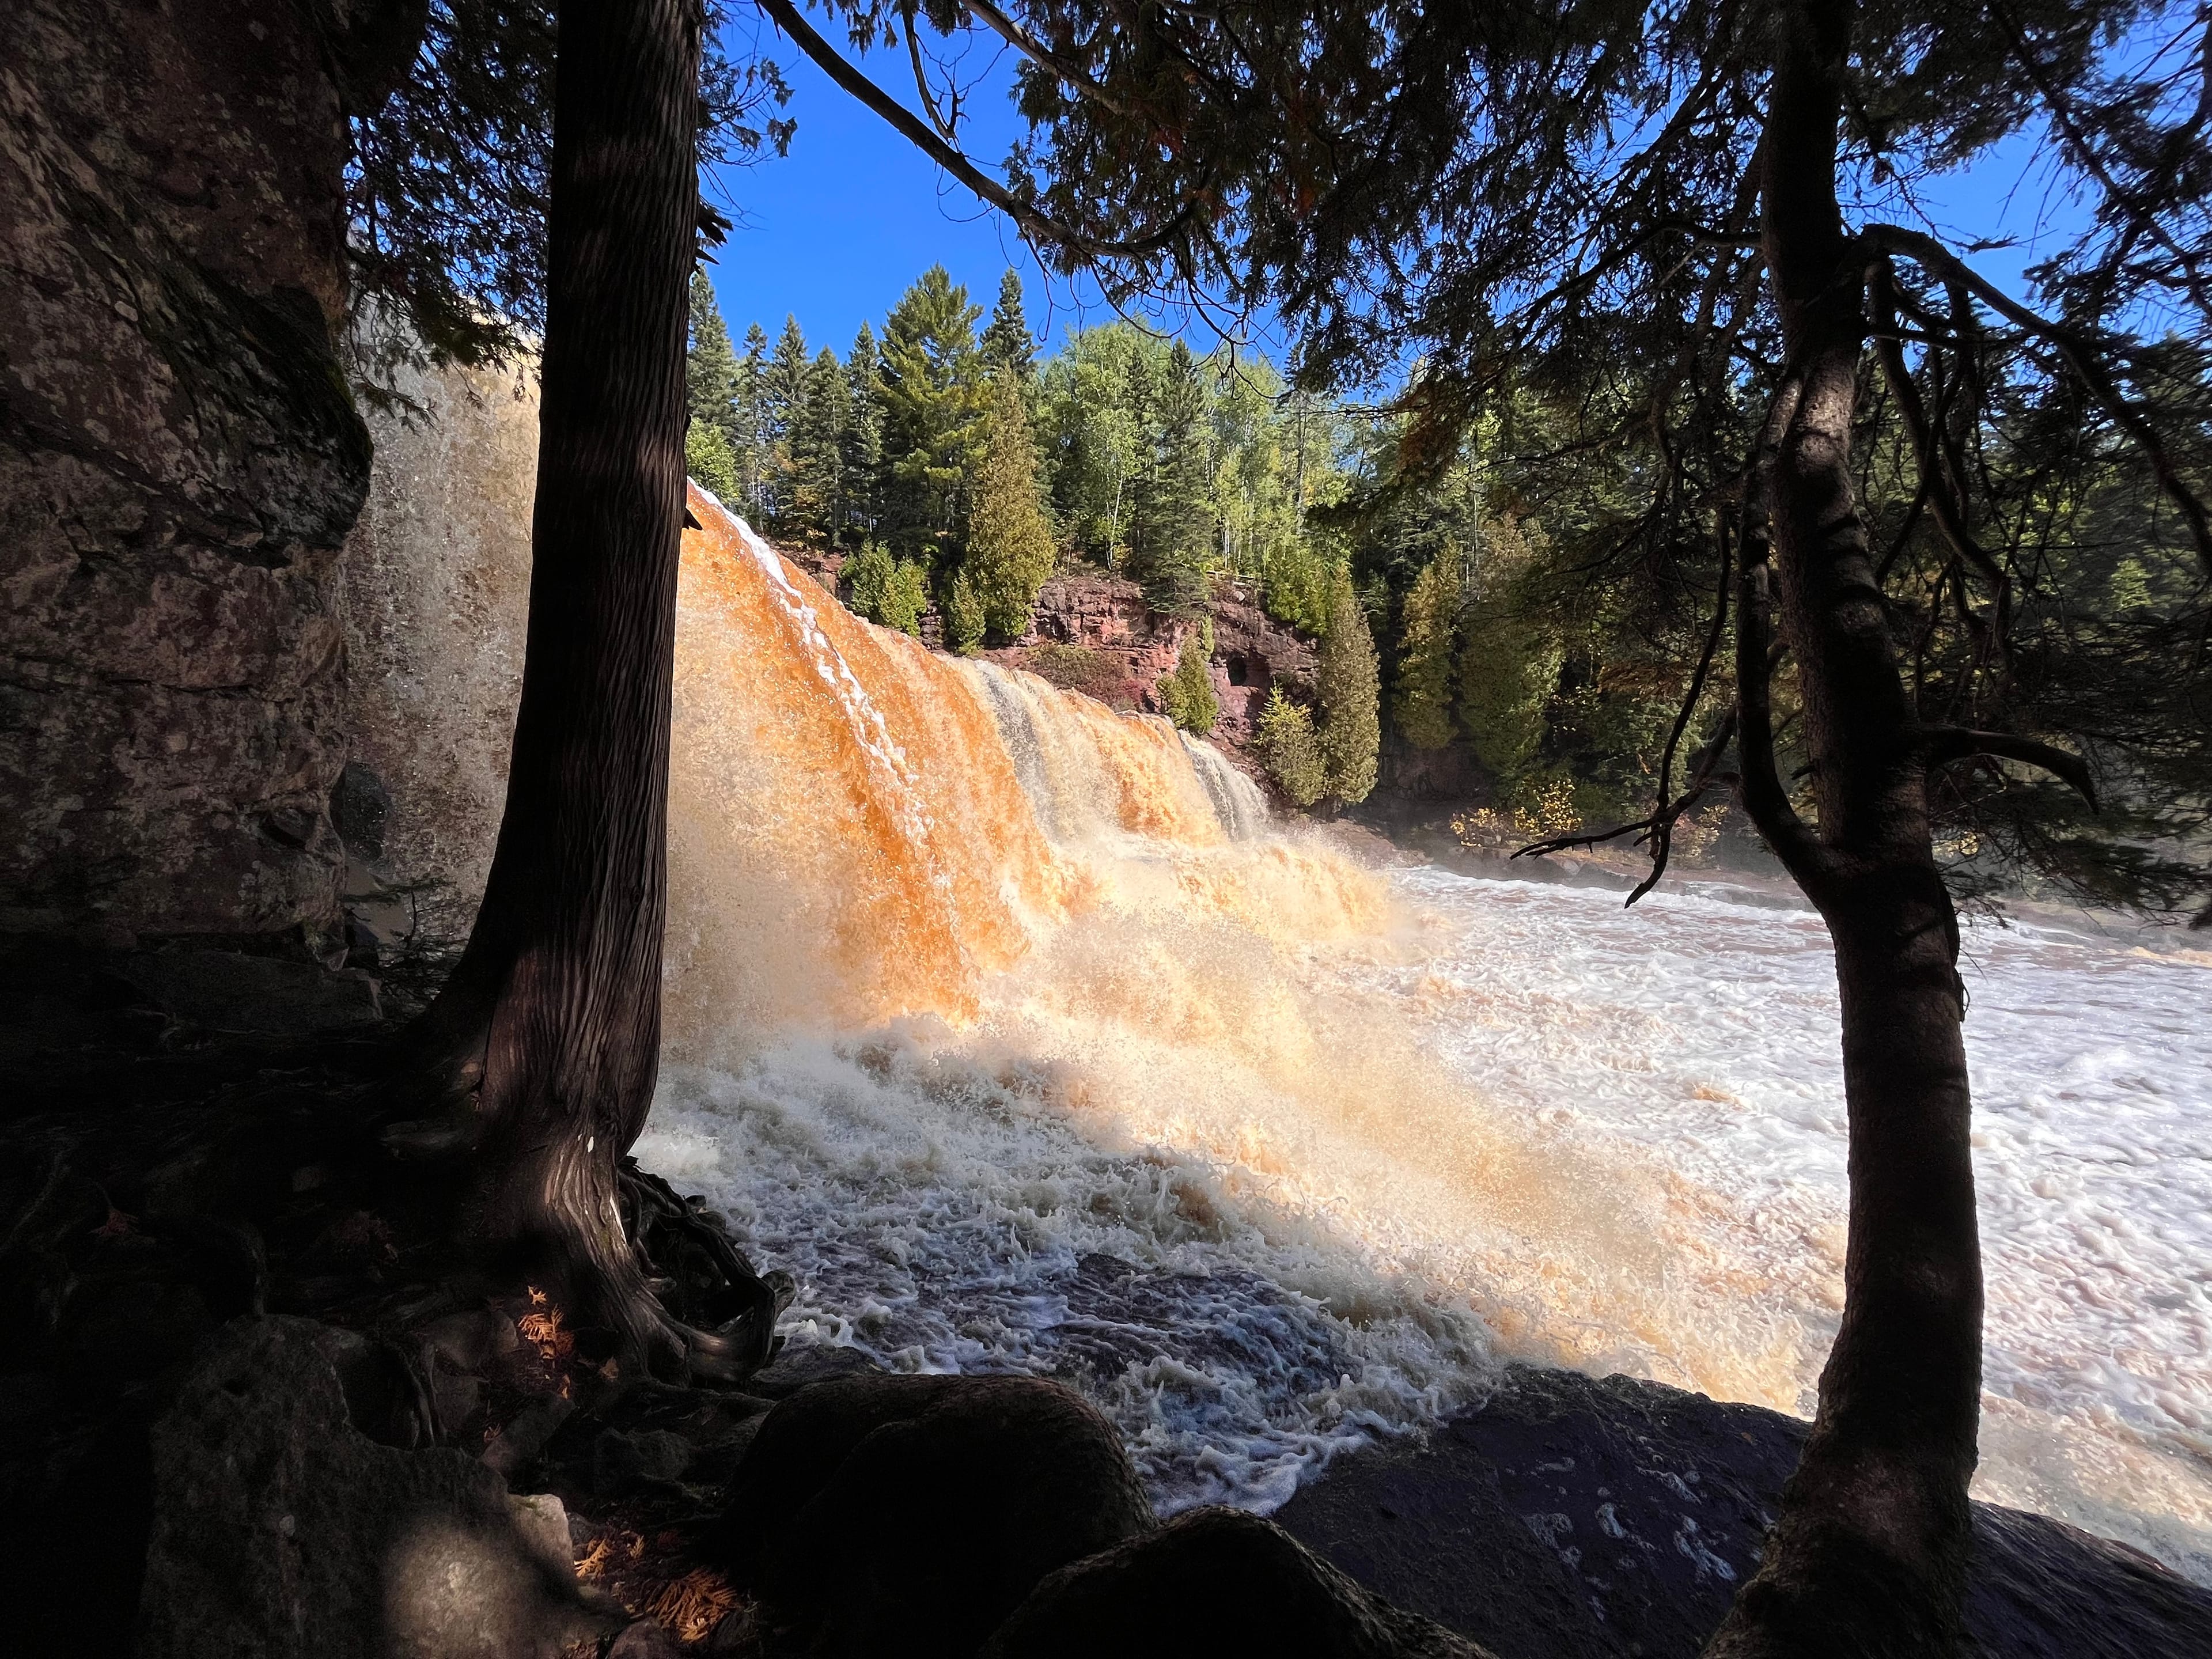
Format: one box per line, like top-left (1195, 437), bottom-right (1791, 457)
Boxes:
top-left (1274, 1365), bottom-right (2212, 1659)
top-left (982, 1506), bottom-right (1485, 1659)
top-left (718, 1373), bottom-right (1156, 1658)
top-left (138, 1317), bottom-right (618, 1659)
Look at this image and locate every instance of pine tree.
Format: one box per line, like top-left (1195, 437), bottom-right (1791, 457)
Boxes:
top-left (786, 346), bottom-right (846, 541)
top-left (762, 315), bottom-right (810, 531)
top-left (686, 269), bottom-right (740, 442)
top-left (1316, 565), bottom-right (1380, 804)
top-left (1256, 687), bottom-right (1326, 807)
top-left (1131, 340), bottom-right (1215, 612)
top-left (981, 268), bottom-right (1037, 385)
top-left (1395, 550), bottom-right (1464, 749)
top-left (736, 321), bottom-right (770, 519)
top-left (840, 321), bottom-right (884, 543)
top-left (964, 370), bottom-right (1056, 643)
top-left (1160, 631), bottom-right (1219, 733)
top-left (878, 266), bottom-right (987, 558)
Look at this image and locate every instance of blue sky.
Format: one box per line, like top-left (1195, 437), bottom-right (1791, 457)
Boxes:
top-left (700, 24), bottom-right (2101, 375)
top-left (702, 37), bottom-right (1106, 358)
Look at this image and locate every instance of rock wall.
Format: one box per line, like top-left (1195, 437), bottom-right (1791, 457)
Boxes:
top-left (340, 355), bottom-right (540, 954)
top-left (990, 572), bottom-right (1318, 769)
top-left (0, 0), bottom-right (396, 948)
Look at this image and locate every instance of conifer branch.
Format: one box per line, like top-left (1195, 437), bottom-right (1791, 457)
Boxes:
top-left (755, 0), bottom-right (1207, 262)
top-left (1865, 222), bottom-right (2212, 578)
top-left (1923, 728), bottom-right (2099, 810)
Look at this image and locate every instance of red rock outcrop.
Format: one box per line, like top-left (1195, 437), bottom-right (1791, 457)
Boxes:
top-left (986, 571), bottom-right (1317, 768)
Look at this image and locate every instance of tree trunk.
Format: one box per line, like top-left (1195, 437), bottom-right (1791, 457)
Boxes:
top-left (408, 0), bottom-right (740, 1372)
top-left (1705, 3), bottom-right (1983, 1654)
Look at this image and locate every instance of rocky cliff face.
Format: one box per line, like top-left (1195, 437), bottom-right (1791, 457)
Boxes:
top-left (988, 571), bottom-right (1317, 770)
top-left (0, 0), bottom-right (381, 948)
top-left (340, 354), bottom-right (539, 956)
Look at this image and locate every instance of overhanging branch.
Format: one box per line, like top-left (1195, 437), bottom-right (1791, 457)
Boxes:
top-left (1924, 727), bottom-right (2099, 810)
top-left (753, 0), bottom-right (1205, 262)
top-left (1865, 222), bottom-right (2212, 578)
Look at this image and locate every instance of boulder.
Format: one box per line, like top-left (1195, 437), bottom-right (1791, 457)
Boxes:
top-left (137, 1316), bottom-right (616, 1659)
top-left (717, 1373), bottom-right (1156, 1658)
top-left (743, 1338), bottom-right (885, 1399)
top-left (1272, 1365), bottom-right (2212, 1659)
top-left (980, 1506), bottom-right (1489, 1659)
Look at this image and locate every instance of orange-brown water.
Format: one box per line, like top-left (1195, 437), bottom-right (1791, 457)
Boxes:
top-left (663, 484), bottom-right (1370, 1049)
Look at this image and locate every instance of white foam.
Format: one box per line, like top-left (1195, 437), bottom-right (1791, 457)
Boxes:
top-left (1388, 868), bottom-right (2212, 1581)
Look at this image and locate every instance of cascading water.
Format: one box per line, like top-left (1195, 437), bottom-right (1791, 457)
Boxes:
top-left (643, 487), bottom-right (2212, 1577)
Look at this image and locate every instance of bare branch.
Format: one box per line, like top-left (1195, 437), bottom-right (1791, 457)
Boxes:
top-left (755, 0), bottom-right (1206, 262)
top-left (1924, 727), bottom-right (2099, 810)
top-left (1865, 222), bottom-right (2212, 578)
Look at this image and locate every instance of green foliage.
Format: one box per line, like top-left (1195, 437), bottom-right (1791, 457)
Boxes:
top-left (880, 266), bottom-right (988, 555)
top-left (1394, 551), bottom-right (1463, 749)
top-left (964, 372), bottom-right (1057, 643)
top-left (841, 321), bottom-right (884, 541)
top-left (685, 420), bottom-right (742, 505)
top-left (1255, 688), bottom-right (1326, 808)
top-left (346, 1), bottom-right (790, 372)
top-left (687, 271), bottom-right (740, 441)
top-left (1033, 325), bottom-right (1348, 623)
top-left (786, 347), bottom-right (847, 540)
top-left (1316, 566), bottom-right (1380, 804)
top-left (844, 541), bottom-right (927, 636)
top-left (941, 567), bottom-right (986, 654)
top-left (1160, 632), bottom-right (1219, 733)
top-left (981, 269), bottom-right (1037, 385)
top-left (1128, 340), bottom-right (1215, 611)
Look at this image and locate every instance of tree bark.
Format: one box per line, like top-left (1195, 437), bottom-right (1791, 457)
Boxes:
top-left (1705, 4), bottom-right (1983, 1654)
top-left (407, 0), bottom-right (756, 1373)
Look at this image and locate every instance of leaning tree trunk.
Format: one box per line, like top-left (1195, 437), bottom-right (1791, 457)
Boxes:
top-left (407, 0), bottom-right (738, 1373)
top-left (1705, 3), bottom-right (1982, 1654)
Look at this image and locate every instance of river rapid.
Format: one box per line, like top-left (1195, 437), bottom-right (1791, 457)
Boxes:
top-left (638, 491), bottom-right (2212, 1585)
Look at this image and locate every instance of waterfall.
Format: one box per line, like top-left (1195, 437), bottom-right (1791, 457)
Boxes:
top-left (662, 487), bottom-right (1350, 1048)
top-left (643, 488), bottom-right (2212, 1574)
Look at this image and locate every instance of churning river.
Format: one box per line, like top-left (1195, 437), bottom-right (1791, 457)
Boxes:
top-left (635, 491), bottom-right (2212, 1585)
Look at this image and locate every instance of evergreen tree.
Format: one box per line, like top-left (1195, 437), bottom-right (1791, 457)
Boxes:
top-left (1160, 631), bottom-right (1219, 734)
top-left (941, 567), bottom-right (986, 654)
top-left (1255, 687), bottom-right (1326, 807)
top-left (844, 540), bottom-right (927, 636)
top-left (964, 370), bottom-right (1056, 643)
top-left (762, 315), bottom-right (810, 530)
top-left (878, 266), bottom-right (987, 557)
top-left (1130, 340), bottom-right (1215, 611)
top-left (686, 270), bottom-right (740, 443)
top-left (685, 421), bottom-right (742, 505)
top-left (981, 268), bottom-right (1037, 385)
top-left (786, 346), bottom-right (847, 541)
top-left (1457, 516), bottom-right (1562, 785)
top-left (1395, 550), bottom-right (1463, 749)
top-left (840, 321), bottom-right (884, 543)
top-left (1316, 565), bottom-right (1380, 804)
top-left (735, 321), bottom-right (770, 519)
